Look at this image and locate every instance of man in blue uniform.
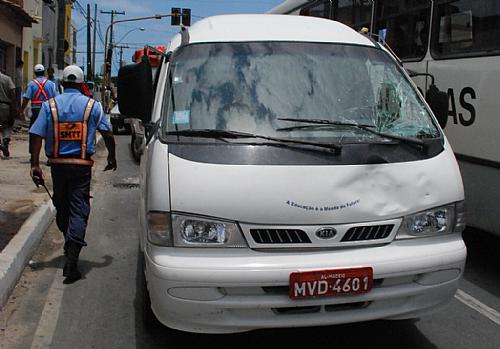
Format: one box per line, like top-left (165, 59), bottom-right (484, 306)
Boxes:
top-left (21, 64), bottom-right (57, 156)
top-left (47, 66), bottom-right (62, 94)
top-left (21, 64), bottom-right (57, 124)
top-left (29, 65), bottom-right (117, 283)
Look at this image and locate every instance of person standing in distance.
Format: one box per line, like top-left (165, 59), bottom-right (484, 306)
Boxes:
top-left (21, 64), bottom-right (57, 156)
top-left (0, 68), bottom-right (19, 157)
top-left (29, 65), bottom-right (117, 283)
top-left (15, 60), bottom-right (23, 109)
top-left (47, 66), bottom-right (62, 95)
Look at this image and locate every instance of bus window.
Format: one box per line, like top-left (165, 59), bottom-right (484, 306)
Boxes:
top-left (335, 0), bottom-right (373, 31)
top-left (375, 0), bottom-right (431, 61)
top-left (299, 0), bottom-right (332, 19)
top-left (431, 0), bottom-right (500, 58)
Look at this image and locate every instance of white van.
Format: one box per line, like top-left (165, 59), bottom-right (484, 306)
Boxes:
top-left (118, 14), bottom-right (466, 334)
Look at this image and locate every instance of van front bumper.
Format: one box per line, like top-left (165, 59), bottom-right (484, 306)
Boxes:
top-left (144, 234), bottom-right (466, 333)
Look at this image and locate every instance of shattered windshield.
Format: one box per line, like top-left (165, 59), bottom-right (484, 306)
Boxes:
top-left (163, 42), bottom-right (439, 142)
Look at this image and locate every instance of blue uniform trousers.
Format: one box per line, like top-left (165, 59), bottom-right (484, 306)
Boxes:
top-left (29, 106), bottom-right (42, 155)
top-left (50, 164), bottom-right (92, 246)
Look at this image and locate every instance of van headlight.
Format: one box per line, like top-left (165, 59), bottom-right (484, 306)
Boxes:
top-left (397, 202), bottom-right (466, 239)
top-left (171, 214), bottom-right (247, 247)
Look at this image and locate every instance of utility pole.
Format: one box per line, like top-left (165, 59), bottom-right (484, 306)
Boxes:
top-left (92, 3), bottom-right (97, 81)
top-left (115, 45), bottom-right (130, 68)
top-left (100, 9), bottom-right (125, 107)
top-left (87, 3), bottom-right (92, 81)
top-left (73, 26), bottom-right (77, 64)
top-left (56, 0), bottom-right (66, 69)
top-left (101, 10), bottom-right (125, 83)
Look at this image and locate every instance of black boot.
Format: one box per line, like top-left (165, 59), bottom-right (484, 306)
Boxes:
top-left (63, 240), bottom-right (69, 257)
top-left (1, 138), bottom-right (9, 157)
top-left (63, 241), bottom-right (82, 282)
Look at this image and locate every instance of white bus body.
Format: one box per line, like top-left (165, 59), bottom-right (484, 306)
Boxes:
top-left (271, 0), bottom-right (500, 237)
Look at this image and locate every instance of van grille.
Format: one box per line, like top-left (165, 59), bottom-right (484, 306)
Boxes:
top-left (250, 229), bottom-right (311, 244)
top-left (341, 224), bottom-right (394, 242)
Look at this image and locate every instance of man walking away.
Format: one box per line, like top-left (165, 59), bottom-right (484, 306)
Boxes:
top-left (47, 66), bottom-right (62, 94)
top-left (29, 65), bottom-right (117, 283)
top-left (15, 60), bottom-right (23, 109)
top-left (21, 64), bottom-right (57, 156)
top-left (0, 69), bottom-right (19, 158)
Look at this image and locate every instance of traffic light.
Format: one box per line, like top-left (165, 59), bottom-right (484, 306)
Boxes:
top-left (171, 7), bottom-right (191, 27)
top-left (171, 8), bottom-right (181, 26)
top-left (182, 8), bottom-right (191, 27)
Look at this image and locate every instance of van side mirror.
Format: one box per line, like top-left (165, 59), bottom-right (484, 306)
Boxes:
top-left (117, 56), bottom-right (153, 123)
top-left (407, 70), bottom-right (448, 129)
top-left (426, 85), bottom-right (448, 129)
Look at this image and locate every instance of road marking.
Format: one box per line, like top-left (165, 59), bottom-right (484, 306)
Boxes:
top-left (455, 289), bottom-right (500, 326)
top-left (30, 261), bottom-right (65, 349)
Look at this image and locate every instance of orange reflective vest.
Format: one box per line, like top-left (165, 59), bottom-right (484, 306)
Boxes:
top-left (32, 79), bottom-right (49, 105)
top-left (47, 98), bottom-right (95, 166)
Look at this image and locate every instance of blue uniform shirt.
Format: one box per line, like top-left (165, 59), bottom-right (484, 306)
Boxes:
top-left (23, 76), bottom-right (57, 105)
top-left (29, 88), bottom-right (111, 157)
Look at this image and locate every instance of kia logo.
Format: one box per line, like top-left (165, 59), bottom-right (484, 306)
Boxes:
top-left (315, 228), bottom-right (337, 239)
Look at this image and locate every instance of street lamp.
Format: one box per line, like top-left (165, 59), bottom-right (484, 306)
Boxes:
top-left (102, 14), bottom-right (175, 103)
top-left (115, 27), bottom-right (145, 45)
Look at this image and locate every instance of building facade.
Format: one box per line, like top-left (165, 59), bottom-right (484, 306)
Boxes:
top-left (22, 0), bottom-right (44, 87)
top-left (41, 0), bottom-right (59, 69)
top-left (0, 0), bottom-right (34, 79)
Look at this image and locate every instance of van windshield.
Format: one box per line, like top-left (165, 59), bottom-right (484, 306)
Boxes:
top-left (163, 42), bottom-right (439, 142)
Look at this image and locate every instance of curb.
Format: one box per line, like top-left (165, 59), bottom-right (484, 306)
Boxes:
top-left (0, 200), bottom-right (56, 307)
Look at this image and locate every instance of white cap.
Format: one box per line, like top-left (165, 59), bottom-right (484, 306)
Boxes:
top-left (62, 65), bottom-right (85, 83)
top-left (34, 64), bottom-right (45, 73)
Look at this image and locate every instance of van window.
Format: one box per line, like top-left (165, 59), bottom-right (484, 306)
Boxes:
top-left (163, 42), bottom-right (439, 142)
top-left (431, 0), bottom-right (500, 58)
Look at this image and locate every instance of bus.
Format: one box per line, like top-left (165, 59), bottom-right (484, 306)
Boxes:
top-left (270, 0), bottom-right (500, 237)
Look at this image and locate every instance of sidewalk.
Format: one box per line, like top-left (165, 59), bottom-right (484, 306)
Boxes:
top-left (0, 123), bottom-right (57, 307)
top-left (0, 123), bottom-right (52, 252)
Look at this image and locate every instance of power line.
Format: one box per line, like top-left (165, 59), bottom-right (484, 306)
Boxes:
top-left (96, 19), bottom-right (105, 46)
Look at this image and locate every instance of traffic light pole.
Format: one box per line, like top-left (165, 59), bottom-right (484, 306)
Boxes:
top-left (101, 13), bottom-right (175, 103)
top-left (101, 9), bottom-right (190, 104)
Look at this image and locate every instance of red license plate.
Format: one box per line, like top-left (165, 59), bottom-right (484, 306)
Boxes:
top-left (289, 267), bottom-right (373, 299)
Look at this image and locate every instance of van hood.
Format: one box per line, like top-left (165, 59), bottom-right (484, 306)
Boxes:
top-left (168, 146), bottom-right (463, 224)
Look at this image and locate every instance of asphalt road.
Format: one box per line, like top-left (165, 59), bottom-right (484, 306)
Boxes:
top-left (1, 135), bottom-right (499, 349)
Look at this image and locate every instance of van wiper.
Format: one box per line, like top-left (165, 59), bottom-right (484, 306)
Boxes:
top-left (278, 117), bottom-right (426, 150)
top-left (166, 129), bottom-right (341, 154)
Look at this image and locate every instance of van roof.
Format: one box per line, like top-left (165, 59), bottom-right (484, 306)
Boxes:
top-left (168, 14), bottom-right (375, 51)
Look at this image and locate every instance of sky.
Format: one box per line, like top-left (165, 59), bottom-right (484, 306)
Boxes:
top-left (72, 0), bottom-right (285, 76)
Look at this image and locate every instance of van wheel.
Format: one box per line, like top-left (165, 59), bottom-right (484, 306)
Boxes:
top-left (139, 252), bottom-right (162, 330)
